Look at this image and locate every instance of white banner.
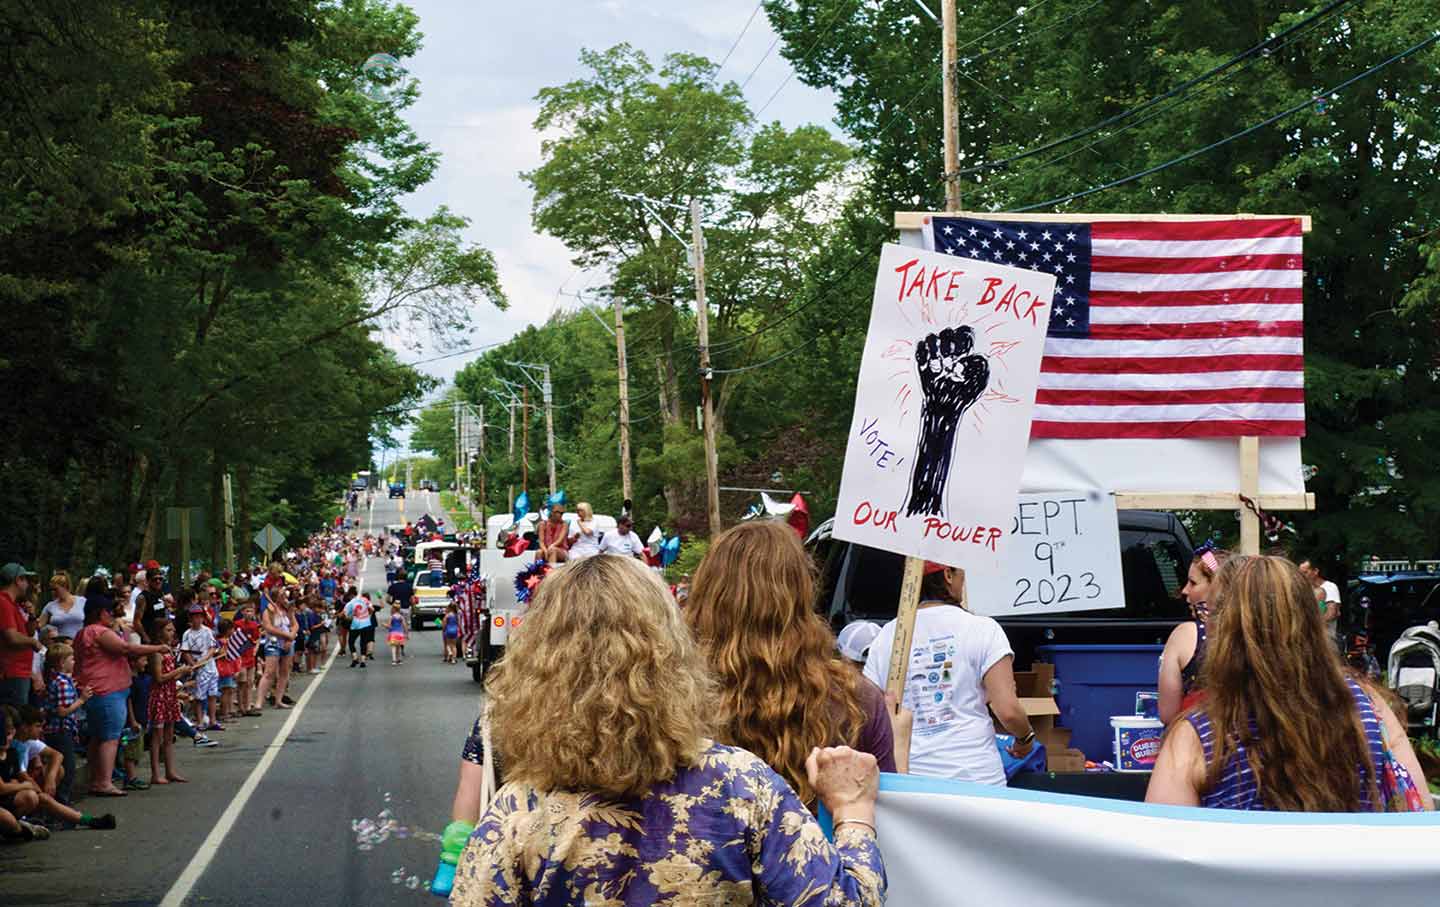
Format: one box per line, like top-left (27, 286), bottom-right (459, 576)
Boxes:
top-left (862, 774), bottom-right (1440, 905)
top-left (833, 243), bottom-right (1055, 571)
top-left (971, 491), bottom-right (1124, 617)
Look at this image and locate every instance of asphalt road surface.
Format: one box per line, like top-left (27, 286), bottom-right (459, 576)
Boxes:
top-left (1, 490), bottom-right (483, 906)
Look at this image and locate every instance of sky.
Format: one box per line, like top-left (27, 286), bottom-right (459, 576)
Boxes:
top-left (379, 0), bottom-right (838, 452)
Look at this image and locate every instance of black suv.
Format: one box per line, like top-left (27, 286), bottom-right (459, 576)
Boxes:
top-left (1348, 571), bottom-right (1440, 664)
top-left (809, 510), bottom-right (1194, 668)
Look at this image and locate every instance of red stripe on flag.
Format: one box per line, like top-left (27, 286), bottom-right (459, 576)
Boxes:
top-left (1031, 419), bottom-right (1307, 439)
top-left (1041, 354), bottom-right (1304, 374)
top-left (1091, 254), bottom-right (1300, 274)
top-left (1091, 219), bottom-right (1303, 241)
top-left (1089, 288), bottom-right (1301, 307)
top-left (1087, 321), bottom-right (1304, 341)
top-left (1034, 387), bottom-right (1306, 406)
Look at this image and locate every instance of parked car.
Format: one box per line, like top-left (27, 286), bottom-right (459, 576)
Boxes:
top-left (388, 482), bottom-right (406, 499)
top-left (808, 509), bottom-right (1195, 669)
top-left (1348, 571), bottom-right (1440, 668)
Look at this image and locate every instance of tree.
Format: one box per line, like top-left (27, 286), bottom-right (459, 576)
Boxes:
top-left (524, 43), bottom-right (850, 520)
top-left (765, 0), bottom-right (1440, 565)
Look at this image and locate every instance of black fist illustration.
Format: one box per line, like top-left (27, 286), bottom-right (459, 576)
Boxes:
top-left (905, 326), bottom-right (990, 517)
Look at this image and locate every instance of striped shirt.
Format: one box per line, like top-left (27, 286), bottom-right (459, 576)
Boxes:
top-left (1187, 678), bottom-right (1383, 810)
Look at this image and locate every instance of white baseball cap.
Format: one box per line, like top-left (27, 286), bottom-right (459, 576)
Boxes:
top-left (836, 620), bottom-right (882, 664)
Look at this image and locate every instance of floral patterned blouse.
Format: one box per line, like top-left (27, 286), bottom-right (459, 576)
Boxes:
top-left (451, 741), bottom-right (886, 907)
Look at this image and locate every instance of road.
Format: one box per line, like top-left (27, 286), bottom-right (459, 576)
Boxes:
top-left (0, 490), bottom-right (481, 906)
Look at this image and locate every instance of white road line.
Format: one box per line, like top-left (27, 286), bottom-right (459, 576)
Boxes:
top-left (160, 545), bottom-right (371, 907)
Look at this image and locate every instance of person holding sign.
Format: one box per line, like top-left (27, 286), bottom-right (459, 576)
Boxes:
top-left (686, 522), bottom-right (901, 805)
top-left (862, 562), bottom-right (1033, 784)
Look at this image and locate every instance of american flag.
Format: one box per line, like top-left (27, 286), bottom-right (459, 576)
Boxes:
top-left (450, 567), bottom-right (485, 653)
top-left (928, 215), bottom-right (1305, 439)
top-left (224, 625), bottom-right (252, 660)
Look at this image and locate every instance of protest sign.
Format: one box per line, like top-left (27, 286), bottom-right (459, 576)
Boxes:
top-left (833, 243), bottom-right (1057, 572)
top-left (969, 491), bottom-right (1124, 617)
top-left (863, 773), bottom-right (1440, 905)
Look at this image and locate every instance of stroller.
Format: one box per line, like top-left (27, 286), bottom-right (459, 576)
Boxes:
top-left (1387, 622), bottom-right (1440, 735)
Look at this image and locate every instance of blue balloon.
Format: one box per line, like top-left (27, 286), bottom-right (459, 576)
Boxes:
top-left (545, 489), bottom-right (567, 506)
top-left (661, 534), bottom-right (682, 567)
top-left (513, 491), bottom-right (530, 522)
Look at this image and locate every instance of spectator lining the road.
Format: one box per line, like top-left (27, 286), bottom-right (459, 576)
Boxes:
top-left (685, 520), bottom-right (901, 805)
top-left (1, 707), bottom-right (116, 834)
top-left (42, 643), bottom-right (88, 804)
top-left (255, 590), bottom-right (297, 709)
top-left (1147, 555), bottom-right (1431, 811)
top-left (181, 602), bottom-right (222, 731)
top-left (75, 598), bottom-right (167, 797)
top-left (147, 618), bottom-right (197, 785)
top-left (38, 572), bottom-right (85, 641)
top-left (0, 563), bottom-right (43, 709)
top-left (451, 555), bottom-right (886, 906)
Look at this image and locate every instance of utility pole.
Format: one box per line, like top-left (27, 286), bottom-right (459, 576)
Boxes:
top-left (507, 395), bottom-right (515, 508)
top-left (691, 197), bottom-right (721, 539)
top-left (615, 297), bottom-right (633, 503)
top-left (521, 384), bottom-right (529, 496)
top-left (941, 0), bottom-right (961, 211)
top-left (542, 364), bottom-right (557, 499)
top-left (477, 404), bottom-right (486, 530)
top-left (222, 472), bottom-right (235, 572)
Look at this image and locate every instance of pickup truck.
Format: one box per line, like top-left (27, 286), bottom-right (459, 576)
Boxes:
top-left (808, 509), bottom-right (1195, 669)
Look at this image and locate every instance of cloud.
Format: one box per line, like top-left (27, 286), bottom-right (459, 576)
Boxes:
top-left (382, 1), bottom-right (837, 445)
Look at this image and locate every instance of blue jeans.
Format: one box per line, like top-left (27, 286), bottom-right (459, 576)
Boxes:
top-left (84, 689), bottom-right (129, 742)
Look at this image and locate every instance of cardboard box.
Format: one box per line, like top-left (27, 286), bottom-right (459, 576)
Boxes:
top-left (1046, 748), bottom-right (1088, 773)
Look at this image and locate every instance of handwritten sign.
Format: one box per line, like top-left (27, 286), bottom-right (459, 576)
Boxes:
top-left (833, 243), bottom-right (1056, 573)
top-left (969, 491), bottom-right (1125, 617)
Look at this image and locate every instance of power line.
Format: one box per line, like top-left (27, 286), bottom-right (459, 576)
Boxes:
top-left (959, 0), bottom-right (1359, 177)
top-left (718, 2), bottom-right (765, 71)
top-left (712, 334), bottom-right (822, 374)
top-left (1015, 30), bottom-right (1440, 212)
top-left (752, 0), bottom-right (861, 119)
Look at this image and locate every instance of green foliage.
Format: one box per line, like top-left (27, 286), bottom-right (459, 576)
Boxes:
top-left (0, 0), bottom-right (504, 576)
top-left (764, 0), bottom-right (1440, 567)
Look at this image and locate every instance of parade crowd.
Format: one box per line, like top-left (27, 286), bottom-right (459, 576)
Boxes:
top-left (0, 526), bottom-right (379, 843)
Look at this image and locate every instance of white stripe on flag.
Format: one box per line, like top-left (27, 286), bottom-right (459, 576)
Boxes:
top-left (1090, 269), bottom-right (1302, 292)
top-left (1087, 304), bottom-right (1303, 325)
top-left (1038, 369), bottom-right (1305, 390)
top-left (1031, 402), bottom-right (1306, 422)
top-left (1091, 235), bottom-right (1303, 258)
top-left (1042, 336), bottom-right (1304, 358)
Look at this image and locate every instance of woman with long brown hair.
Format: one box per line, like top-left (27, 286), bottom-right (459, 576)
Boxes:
top-left (685, 521), bottom-right (898, 805)
top-left (1157, 542), bottom-right (1226, 724)
top-left (1148, 555), bottom-right (1431, 811)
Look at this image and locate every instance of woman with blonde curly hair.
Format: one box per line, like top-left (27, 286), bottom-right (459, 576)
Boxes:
top-left (1148, 555), bottom-right (1431, 811)
top-left (450, 555), bottom-right (886, 906)
top-left (685, 520), bottom-right (899, 806)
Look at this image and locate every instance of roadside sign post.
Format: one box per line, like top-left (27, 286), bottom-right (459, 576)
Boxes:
top-left (254, 523), bottom-right (285, 561)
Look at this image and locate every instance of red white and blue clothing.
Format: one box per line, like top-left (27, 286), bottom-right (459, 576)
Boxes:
top-left (1186, 678), bottom-right (1385, 811)
top-left (44, 671), bottom-right (80, 743)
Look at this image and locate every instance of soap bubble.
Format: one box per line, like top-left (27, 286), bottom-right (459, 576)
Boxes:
top-left (406, 876), bottom-right (422, 890)
top-left (361, 53), bottom-right (411, 102)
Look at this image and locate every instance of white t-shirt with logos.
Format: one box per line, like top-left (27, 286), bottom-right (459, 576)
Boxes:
top-left (863, 603), bottom-right (1014, 785)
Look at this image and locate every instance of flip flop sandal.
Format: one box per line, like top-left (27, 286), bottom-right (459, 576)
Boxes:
top-left (124, 778), bottom-right (150, 791)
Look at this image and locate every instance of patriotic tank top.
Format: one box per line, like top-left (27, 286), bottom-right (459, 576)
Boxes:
top-left (1186, 678), bottom-right (1385, 811)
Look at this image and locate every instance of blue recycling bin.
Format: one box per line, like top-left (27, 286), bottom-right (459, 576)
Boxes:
top-left (1037, 644), bottom-right (1163, 763)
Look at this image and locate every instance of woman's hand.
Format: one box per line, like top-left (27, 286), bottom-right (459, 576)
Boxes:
top-left (806, 745), bottom-right (879, 824)
top-left (1007, 735), bottom-right (1035, 759)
